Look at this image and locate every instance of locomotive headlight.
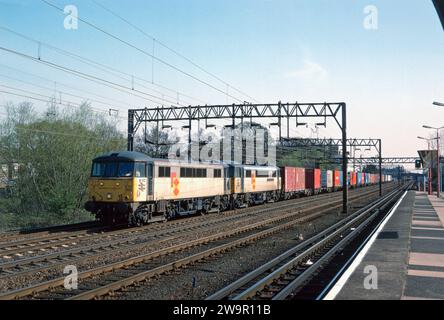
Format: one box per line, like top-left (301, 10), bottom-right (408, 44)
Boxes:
top-left (107, 193), bottom-right (112, 199)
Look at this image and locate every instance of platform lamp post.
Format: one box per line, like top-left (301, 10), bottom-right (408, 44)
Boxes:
top-left (422, 125), bottom-right (444, 198)
top-left (352, 147), bottom-right (361, 171)
top-left (418, 136), bottom-right (433, 195)
top-left (358, 147), bottom-right (371, 172)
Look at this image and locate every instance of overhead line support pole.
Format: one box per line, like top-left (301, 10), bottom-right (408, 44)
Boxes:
top-left (379, 139), bottom-right (382, 197)
top-left (188, 105), bottom-right (192, 162)
top-left (342, 103), bottom-right (348, 214)
top-left (127, 109), bottom-right (135, 151)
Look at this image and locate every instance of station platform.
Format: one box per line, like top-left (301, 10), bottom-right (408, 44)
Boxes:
top-left (327, 190), bottom-right (444, 300)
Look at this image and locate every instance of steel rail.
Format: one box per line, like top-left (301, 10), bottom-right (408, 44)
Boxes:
top-left (69, 195), bottom-right (377, 301)
top-left (0, 187), bottom-right (347, 251)
top-left (0, 184), bottom-right (384, 263)
top-left (0, 187), bottom-right (384, 300)
top-left (248, 186), bottom-right (406, 300)
top-left (0, 221), bottom-right (100, 242)
top-left (207, 184), bottom-right (405, 300)
top-left (0, 191), bottom-right (340, 277)
top-left (272, 188), bottom-right (406, 300)
top-left (315, 185), bottom-right (411, 300)
top-left (0, 186), bottom-right (391, 289)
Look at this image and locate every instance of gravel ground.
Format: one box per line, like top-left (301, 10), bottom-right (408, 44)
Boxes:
top-left (104, 203), bottom-right (363, 300)
top-left (0, 198), bottom-right (328, 293)
top-left (0, 185), bottom-right (389, 297)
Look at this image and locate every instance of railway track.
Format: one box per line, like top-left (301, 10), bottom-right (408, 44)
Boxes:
top-left (0, 184), bottom-right (385, 250)
top-left (0, 185), bottom-right (390, 283)
top-left (0, 184), bottom-right (386, 270)
top-left (0, 184), bottom-right (392, 300)
top-left (0, 221), bottom-right (101, 244)
top-left (206, 183), bottom-right (409, 300)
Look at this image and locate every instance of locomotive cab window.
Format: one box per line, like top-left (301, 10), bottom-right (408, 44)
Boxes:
top-left (92, 162), bottom-right (106, 177)
top-left (91, 161), bottom-right (146, 178)
top-left (118, 162), bottom-right (134, 177)
top-left (135, 163), bottom-right (146, 177)
top-left (105, 162), bottom-right (118, 177)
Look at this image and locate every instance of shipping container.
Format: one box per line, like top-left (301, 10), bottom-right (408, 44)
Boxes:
top-left (349, 172), bottom-right (357, 187)
top-left (320, 170), bottom-right (334, 191)
top-left (321, 170), bottom-right (327, 189)
top-left (357, 173), bottom-right (362, 186)
top-left (295, 168), bottom-right (306, 191)
top-left (364, 173), bottom-right (370, 185)
top-left (281, 167), bottom-right (305, 194)
top-left (305, 168), bottom-right (321, 194)
top-left (327, 170), bottom-right (333, 189)
top-left (282, 167), bottom-right (296, 193)
top-left (281, 167), bottom-right (305, 195)
top-left (333, 170), bottom-right (342, 189)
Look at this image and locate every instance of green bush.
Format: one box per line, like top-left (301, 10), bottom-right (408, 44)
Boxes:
top-left (0, 102), bottom-right (125, 231)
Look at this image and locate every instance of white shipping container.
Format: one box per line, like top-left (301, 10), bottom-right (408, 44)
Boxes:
top-left (327, 170), bottom-right (334, 188)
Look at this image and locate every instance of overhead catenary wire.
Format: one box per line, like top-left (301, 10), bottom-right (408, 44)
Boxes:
top-left (0, 26), bottom-right (205, 106)
top-left (0, 63), bottom-right (135, 112)
top-left (0, 72), bottom-right (128, 113)
top-left (0, 45), bottom-right (183, 108)
top-left (0, 124), bottom-right (125, 142)
top-left (90, 0), bottom-right (258, 103)
top-left (40, 0), bottom-right (250, 104)
top-left (0, 87), bottom-right (128, 121)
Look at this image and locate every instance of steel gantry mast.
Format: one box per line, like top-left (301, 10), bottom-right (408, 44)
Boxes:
top-left (278, 138), bottom-right (383, 197)
top-left (127, 102), bottom-right (349, 213)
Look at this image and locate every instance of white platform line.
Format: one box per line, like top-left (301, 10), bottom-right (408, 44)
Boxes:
top-left (323, 190), bottom-right (408, 300)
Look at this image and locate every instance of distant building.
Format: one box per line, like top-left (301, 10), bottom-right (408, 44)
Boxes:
top-left (0, 163), bottom-right (18, 190)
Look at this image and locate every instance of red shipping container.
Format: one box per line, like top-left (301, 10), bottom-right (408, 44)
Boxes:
top-left (350, 172), bottom-right (357, 186)
top-left (282, 167), bottom-right (296, 193)
top-left (295, 168), bottom-right (305, 191)
top-left (305, 168), bottom-right (321, 192)
top-left (282, 167), bottom-right (305, 193)
top-left (333, 170), bottom-right (341, 188)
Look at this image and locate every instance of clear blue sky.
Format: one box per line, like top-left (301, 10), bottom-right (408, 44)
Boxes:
top-left (0, 0), bottom-right (443, 160)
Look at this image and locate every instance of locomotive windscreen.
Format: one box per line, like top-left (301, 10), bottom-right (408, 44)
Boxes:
top-left (91, 162), bottom-right (147, 178)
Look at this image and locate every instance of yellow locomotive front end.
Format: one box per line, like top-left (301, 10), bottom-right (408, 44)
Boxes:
top-left (85, 151), bottom-right (151, 224)
top-left (87, 178), bottom-right (134, 203)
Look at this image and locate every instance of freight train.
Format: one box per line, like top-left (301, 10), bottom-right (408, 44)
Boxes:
top-left (85, 151), bottom-right (392, 226)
